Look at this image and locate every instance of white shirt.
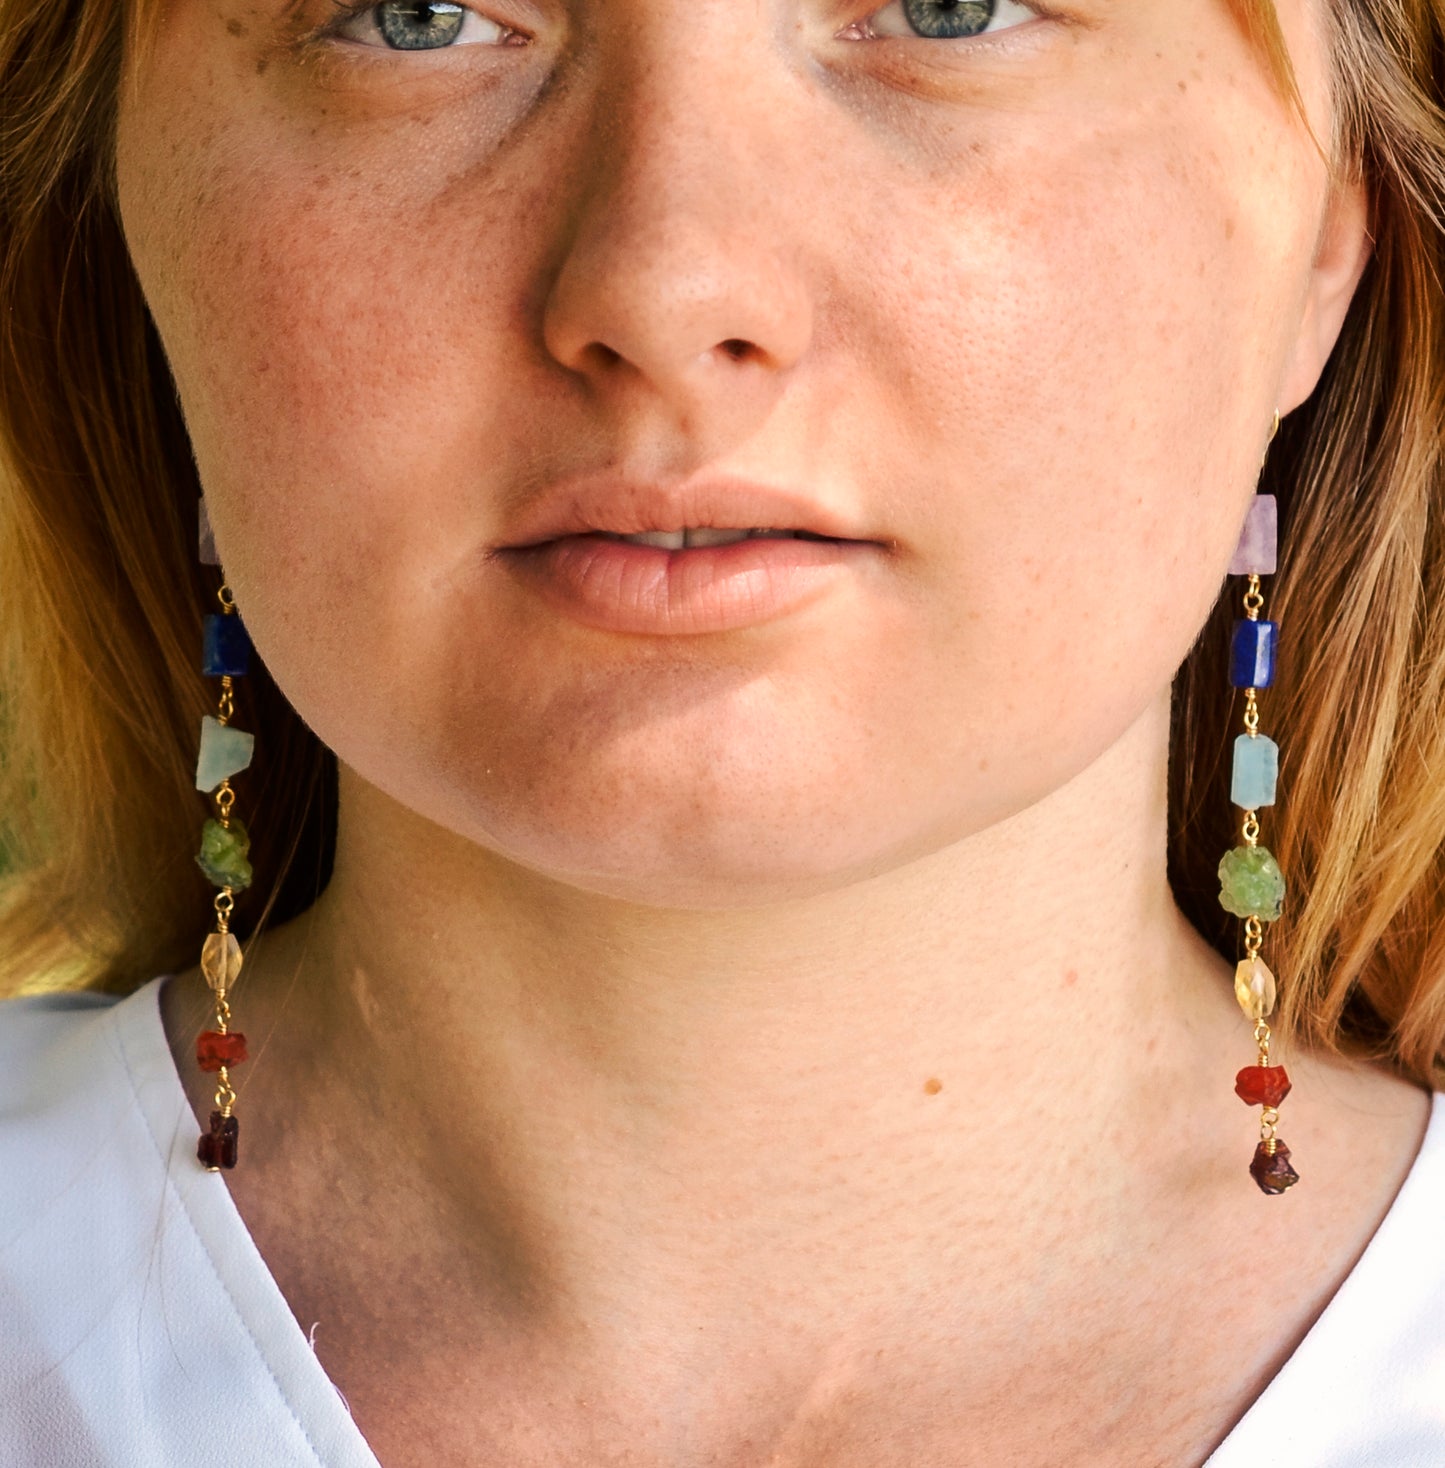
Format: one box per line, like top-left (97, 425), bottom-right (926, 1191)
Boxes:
top-left (1, 977), bottom-right (1442, 1467)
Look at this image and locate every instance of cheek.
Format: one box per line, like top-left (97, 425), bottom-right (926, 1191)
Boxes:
top-left (846, 102), bottom-right (1312, 762)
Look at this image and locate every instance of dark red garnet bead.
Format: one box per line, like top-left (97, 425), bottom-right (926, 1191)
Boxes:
top-left (196, 1029), bottom-right (249, 1072)
top-left (197, 1110), bottom-right (240, 1171)
top-left (1249, 1139), bottom-right (1299, 1195)
top-left (1234, 1064), bottom-right (1292, 1108)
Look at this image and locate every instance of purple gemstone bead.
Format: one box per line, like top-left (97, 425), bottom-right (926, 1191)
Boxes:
top-left (1230, 619), bottom-right (1277, 689)
top-left (203, 613), bottom-right (252, 678)
top-left (197, 1110), bottom-right (239, 1170)
top-left (1228, 494), bottom-right (1277, 576)
top-left (1249, 1139), bottom-right (1298, 1195)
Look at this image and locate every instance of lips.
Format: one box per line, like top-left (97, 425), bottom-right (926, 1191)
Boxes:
top-left (596, 527), bottom-right (838, 549)
top-left (494, 474), bottom-right (878, 550)
top-left (489, 473), bottom-right (886, 635)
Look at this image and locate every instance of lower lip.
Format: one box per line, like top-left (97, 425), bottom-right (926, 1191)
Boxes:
top-left (498, 534), bottom-right (877, 635)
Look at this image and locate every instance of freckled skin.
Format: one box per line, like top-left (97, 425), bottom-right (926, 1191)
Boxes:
top-left (116, 1), bottom-right (1358, 910)
top-left (131, 12), bottom-right (1429, 1465)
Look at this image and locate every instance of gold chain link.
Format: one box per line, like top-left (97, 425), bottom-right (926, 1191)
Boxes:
top-left (1244, 915), bottom-right (1264, 959)
top-left (1242, 574), bottom-right (1265, 619)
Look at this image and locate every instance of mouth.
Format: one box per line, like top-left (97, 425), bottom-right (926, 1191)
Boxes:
top-left (496, 524), bottom-right (878, 636)
top-left (560, 527), bottom-right (844, 549)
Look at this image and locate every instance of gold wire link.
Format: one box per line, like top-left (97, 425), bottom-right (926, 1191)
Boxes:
top-left (214, 890), bottom-right (235, 935)
top-left (215, 781), bottom-right (236, 826)
top-left (1244, 915), bottom-right (1264, 958)
top-left (214, 993), bottom-right (233, 1032)
top-left (1254, 1017), bottom-right (1272, 1065)
top-left (218, 584), bottom-right (236, 613)
top-left (1259, 1105), bottom-right (1281, 1146)
top-left (1242, 574), bottom-right (1265, 618)
top-left (1241, 810), bottom-right (1260, 847)
top-left (217, 676), bottom-right (235, 725)
top-left (214, 1070), bottom-right (237, 1116)
top-left (1243, 689), bottom-right (1260, 735)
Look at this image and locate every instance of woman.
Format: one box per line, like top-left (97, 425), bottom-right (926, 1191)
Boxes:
top-left (1, 0), bottom-right (1442, 1462)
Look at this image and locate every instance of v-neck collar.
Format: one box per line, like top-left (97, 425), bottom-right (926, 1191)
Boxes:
top-left (118, 974), bottom-right (1443, 1468)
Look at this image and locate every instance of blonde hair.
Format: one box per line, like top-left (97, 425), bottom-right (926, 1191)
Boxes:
top-left (2, 2), bottom-right (1443, 1087)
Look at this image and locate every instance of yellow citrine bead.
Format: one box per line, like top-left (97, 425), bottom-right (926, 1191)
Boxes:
top-left (201, 930), bottom-right (244, 992)
top-left (1234, 957), bottom-right (1276, 1021)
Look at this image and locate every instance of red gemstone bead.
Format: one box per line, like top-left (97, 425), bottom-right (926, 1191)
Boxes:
top-left (197, 1109), bottom-right (240, 1170)
top-left (1249, 1138), bottom-right (1299, 1195)
top-left (196, 1029), bottom-right (248, 1072)
top-left (1234, 1064), bottom-right (1291, 1108)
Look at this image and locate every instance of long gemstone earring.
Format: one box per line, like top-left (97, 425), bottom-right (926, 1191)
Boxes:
top-left (1218, 411), bottom-right (1298, 1195)
top-left (194, 497), bottom-right (255, 1171)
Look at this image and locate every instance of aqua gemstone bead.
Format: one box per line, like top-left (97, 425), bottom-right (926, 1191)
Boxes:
top-left (195, 716), bottom-right (255, 793)
top-left (1229, 619), bottom-right (1277, 689)
top-left (1231, 734), bottom-right (1279, 809)
top-left (1218, 844), bottom-right (1286, 921)
top-left (196, 818), bottom-right (254, 891)
top-left (1228, 495), bottom-right (1278, 576)
top-left (203, 614), bottom-right (251, 678)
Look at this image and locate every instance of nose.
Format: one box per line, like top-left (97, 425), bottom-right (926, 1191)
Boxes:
top-left (539, 34), bottom-right (815, 439)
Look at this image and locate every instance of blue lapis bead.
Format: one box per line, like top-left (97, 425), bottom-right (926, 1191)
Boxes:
top-left (203, 613), bottom-right (252, 678)
top-left (1232, 734), bottom-right (1279, 809)
top-left (1229, 619), bottom-right (1277, 689)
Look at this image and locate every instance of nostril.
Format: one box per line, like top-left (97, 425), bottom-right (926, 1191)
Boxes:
top-left (719, 339), bottom-right (751, 361)
top-left (582, 342), bottom-right (623, 370)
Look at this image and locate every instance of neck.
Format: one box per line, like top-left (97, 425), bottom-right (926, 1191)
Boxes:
top-left (242, 687), bottom-right (1239, 1341)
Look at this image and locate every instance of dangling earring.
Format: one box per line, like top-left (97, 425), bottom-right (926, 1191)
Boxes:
top-left (193, 496), bottom-right (255, 1171)
top-left (1218, 410), bottom-right (1298, 1195)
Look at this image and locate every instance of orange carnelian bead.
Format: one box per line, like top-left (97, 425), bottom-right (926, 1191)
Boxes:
top-left (196, 1030), bottom-right (248, 1073)
top-left (1235, 1064), bottom-right (1291, 1108)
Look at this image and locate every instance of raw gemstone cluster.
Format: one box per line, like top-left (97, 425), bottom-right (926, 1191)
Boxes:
top-left (197, 817), bottom-right (254, 891)
top-left (1235, 1064), bottom-right (1292, 1108)
top-left (1249, 1140), bottom-right (1300, 1195)
top-left (1217, 844), bottom-right (1286, 921)
top-left (196, 1029), bottom-right (249, 1072)
top-left (198, 1110), bottom-right (240, 1171)
top-left (196, 716), bottom-right (255, 794)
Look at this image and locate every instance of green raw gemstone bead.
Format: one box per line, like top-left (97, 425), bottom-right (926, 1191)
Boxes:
top-left (197, 817), bottom-right (253, 892)
top-left (1218, 844), bottom-right (1285, 921)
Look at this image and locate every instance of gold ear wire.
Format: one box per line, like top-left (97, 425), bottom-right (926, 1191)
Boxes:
top-left (1261, 409), bottom-right (1281, 469)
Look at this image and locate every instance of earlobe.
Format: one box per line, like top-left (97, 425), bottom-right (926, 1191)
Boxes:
top-left (1277, 171), bottom-right (1374, 412)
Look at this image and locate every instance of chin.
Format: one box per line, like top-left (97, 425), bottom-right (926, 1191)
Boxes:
top-left (437, 770), bottom-right (973, 910)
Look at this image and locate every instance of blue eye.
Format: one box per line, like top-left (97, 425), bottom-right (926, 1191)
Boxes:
top-left (334, 0), bottom-right (517, 50)
top-left (867, 0), bottom-right (1040, 40)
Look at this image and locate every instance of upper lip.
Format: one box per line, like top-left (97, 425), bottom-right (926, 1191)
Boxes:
top-left (495, 474), bottom-right (881, 548)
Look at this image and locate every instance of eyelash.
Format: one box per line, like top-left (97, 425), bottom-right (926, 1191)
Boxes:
top-left (315, 0), bottom-right (1049, 52)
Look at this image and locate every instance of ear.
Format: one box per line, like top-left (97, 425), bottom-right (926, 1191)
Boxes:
top-left (1277, 173), bottom-right (1373, 412)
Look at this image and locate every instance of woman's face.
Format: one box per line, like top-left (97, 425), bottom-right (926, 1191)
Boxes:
top-left (116, 0), bottom-right (1360, 904)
